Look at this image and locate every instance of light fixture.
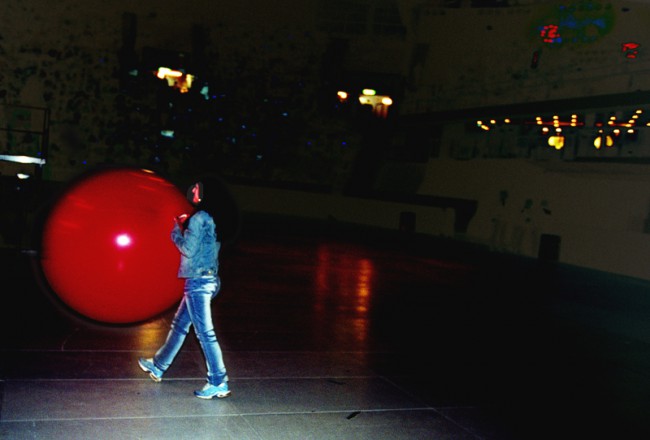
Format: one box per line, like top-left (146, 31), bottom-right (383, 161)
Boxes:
top-left (594, 131), bottom-right (614, 149)
top-left (548, 135), bottom-right (565, 150)
top-left (0, 154), bottom-right (46, 165)
top-left (358, 89), bottom-right (393, 118)
top-left (155, 67), bottom-right (194, 93)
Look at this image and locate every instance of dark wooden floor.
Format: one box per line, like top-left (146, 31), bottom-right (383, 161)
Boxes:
top-left (2, 214), bottom-right (650, 439)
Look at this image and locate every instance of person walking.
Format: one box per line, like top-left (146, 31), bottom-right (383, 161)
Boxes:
top-left (138, 180), bottom-right (230, 399)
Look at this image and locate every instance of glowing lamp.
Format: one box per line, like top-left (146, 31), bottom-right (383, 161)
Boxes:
top-left (155, 67), bottom-right (194, 93)
top-left (548, 135), bottom-right (565, 150)
top-left (594, 133), bottom-right (614, 149)
top-left (40, 168), bottom-right (192, 324)
top-left (358, 91), bottom-right (394, 118)
top-left (0, 154), bottom-right (46, 165)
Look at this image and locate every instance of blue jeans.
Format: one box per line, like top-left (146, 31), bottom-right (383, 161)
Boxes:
top-left (152, 276), bottom-right (227, 385)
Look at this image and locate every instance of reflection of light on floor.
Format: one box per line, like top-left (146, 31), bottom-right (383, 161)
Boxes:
top-left (315, 245), bottom-right (331, 305)
top-left (133, 321), bottom-right (170, 348)
top-left (355, 259), bottom-right (372, 313)
top-left (314, 244), bottom-right (374, 345)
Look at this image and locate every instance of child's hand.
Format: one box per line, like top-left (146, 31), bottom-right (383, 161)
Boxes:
top-left (175, 213), bottom-right (188, 225)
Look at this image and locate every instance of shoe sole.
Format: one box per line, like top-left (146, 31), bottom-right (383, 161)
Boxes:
top-left (148, 372), bottom-right (162, 383)
top-left (195, 391), bottom-right (232, 399)
top-left (138, 360), bottom-right (162, 383)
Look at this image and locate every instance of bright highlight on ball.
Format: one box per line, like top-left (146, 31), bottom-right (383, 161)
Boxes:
top-left (115, 233), bottom-right (132, 247)
top-left (40, 167), bottom-right (193, 324)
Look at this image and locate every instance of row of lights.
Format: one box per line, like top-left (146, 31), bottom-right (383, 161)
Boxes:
top-left (477, 109), bottom-right (648, 150)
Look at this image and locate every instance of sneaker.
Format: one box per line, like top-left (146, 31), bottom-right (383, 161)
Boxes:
top-left (138, 357), bottom-right (163, 382)
top-left (194, 382), bottom-right (231, 399)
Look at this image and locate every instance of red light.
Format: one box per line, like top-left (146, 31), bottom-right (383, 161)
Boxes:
top-left (40, 168), bottom-right (192, 324)
top-left (623, 42), bottom-right (640, 59)
top-left (540, 24), bottom-right (561, 44)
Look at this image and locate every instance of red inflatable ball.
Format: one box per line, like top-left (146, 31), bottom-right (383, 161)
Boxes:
top-left (40, 167), bottom-right (192, 324)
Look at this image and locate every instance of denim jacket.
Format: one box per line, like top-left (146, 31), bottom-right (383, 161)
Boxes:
top-left (171, 210), bottom-right (220, 278)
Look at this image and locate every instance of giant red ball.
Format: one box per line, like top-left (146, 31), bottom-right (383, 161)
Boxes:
top-left (40, 168), bottom-right (192, 324)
